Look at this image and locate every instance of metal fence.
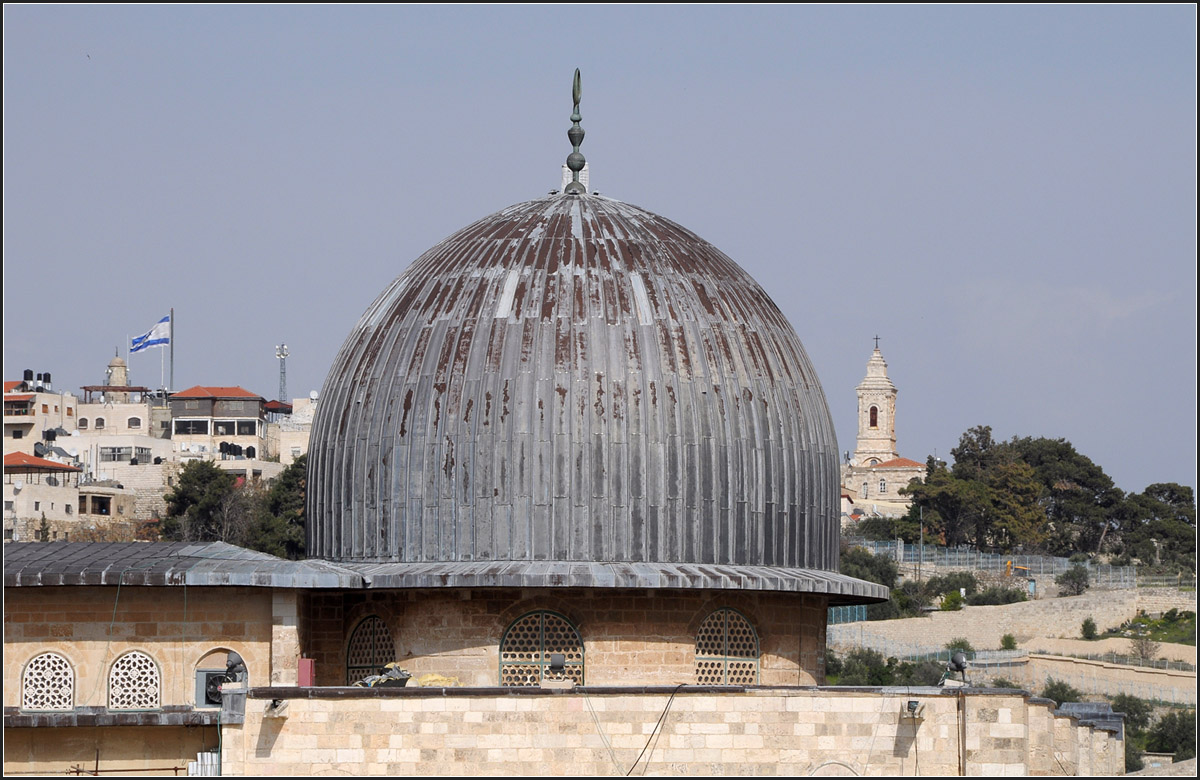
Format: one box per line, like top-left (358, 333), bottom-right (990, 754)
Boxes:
top-left (826, 629), bottom-right (1197, 705)
top-left (844, 538), bottom-right (1138, 589)
top-left (827, 605), bottom-right (868, 625)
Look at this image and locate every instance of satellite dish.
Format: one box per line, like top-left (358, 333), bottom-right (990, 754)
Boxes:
top-left (13, 480), bottom-right (24, 491)
top-left (309, 390), bottom-right (318, 401)
top-left (68, 449), bottom-right (78, 457)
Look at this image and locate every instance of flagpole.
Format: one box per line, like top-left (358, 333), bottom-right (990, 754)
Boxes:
top-left (169, 308), bottom-right (175, 394)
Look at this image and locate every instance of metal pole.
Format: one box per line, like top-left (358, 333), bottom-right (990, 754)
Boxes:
top-left (169, 308), bottom-right (174, 393)
top-left (919, 506), bottom-right (924, 583)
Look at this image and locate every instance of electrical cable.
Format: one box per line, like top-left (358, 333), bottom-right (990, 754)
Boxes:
top-left (581, 688), bottom-right (624, 775)
top-left (626, 684), bottom-right (684, 776)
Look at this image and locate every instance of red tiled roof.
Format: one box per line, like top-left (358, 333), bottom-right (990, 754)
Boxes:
top-left (173, 386), bottom-right (262, 399)
top-left (871, 457), bottom-right (924, 469)
top-left (4, 380), bottom-right (22, 393)
top-left (3, 451), bottom-right (82, 472)
top-left (4, 395), bottom-right (34, 403)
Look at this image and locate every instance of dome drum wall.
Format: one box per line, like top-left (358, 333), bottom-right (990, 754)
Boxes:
top-left (309, 194), bottom-right (843, 577)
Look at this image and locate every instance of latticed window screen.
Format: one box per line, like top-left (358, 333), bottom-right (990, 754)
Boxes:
top-left (108, 651), bottom-right (161, 710)
top-left (346, 616), bottom-right (394, 685)
top-left (499, 611), bottom-right (584, 686)
top-left (22, 652), bottom-right (74, 711)
top-left (695, 608), bottom-right (760, 685)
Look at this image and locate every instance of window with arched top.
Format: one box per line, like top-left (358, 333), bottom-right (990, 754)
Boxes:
top-left (695, 608), bottom-right (760, 685)
top-left (78, 418), bottom-right (89, 430)
top-left (94, 417), bottom-right (106, 430)
top-left (346, 616), bottom-right (394, 685)
top-left (22, 652), bottom-right (74, 711)
top-left (499, 611), bottom-right (584, 686)
top-left (108, 651), bottom-right (160, 710)
top-left (127, 417), bottom-right (142, 429)
top-left (869, 406), bottom-right (878, 428)
top-left (862, 481), bottom-right (869, 498)
top-left (879, 479), bottom-right (887, 494)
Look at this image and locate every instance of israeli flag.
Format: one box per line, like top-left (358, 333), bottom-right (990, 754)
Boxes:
top-left (131, 315), bottom-right (171, 353)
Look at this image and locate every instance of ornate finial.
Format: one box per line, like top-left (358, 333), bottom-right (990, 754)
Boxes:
top-left (564, 68), bottom-right (586, 195)
top-left (873, 335), bottom-right (881, 350)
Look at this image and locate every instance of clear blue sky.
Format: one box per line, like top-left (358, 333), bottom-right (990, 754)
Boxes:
top-left (4, 5), bottom-right (1196, 494)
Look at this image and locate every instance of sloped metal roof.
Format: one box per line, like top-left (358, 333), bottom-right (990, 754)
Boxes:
top-left (340, 560), bottom-right (887, 603)
top-left (2, 542), bottom-right (363, 588)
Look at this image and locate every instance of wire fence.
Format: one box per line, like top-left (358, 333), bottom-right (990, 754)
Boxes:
top-left (968, 656), bottom-right (1198, 707)
top-left (826, 629), bottom-right (1197, 705)
top-left (845, 538), bottom-right (1139, 588)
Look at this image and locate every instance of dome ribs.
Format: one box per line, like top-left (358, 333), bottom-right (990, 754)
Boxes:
top-left (309, 195), bottom-right (840, 574)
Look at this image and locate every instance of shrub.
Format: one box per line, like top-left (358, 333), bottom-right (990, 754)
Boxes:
top-left (923, 571), bottom-right (978, 597)
top-left (1130, 635), bottom-right (1161, 662)
top-left (1069, 552), bottom-right (1090, 564)
top-left (824, 650), bottom-right (843, 681)
top-left (945, 637), bottom-right (975, 654)
top-left (1146, 709), bottom-right (1197, 761)
top-left (1001, 633), bottom-right (1018, 651)
top-left (837, 648), bottom-right (893, 686)
top-left (1109, 694), bottom-right (1152, 733)
top-left (1040, 678), bottom-right (1083, 706)
top-left (1081, 617), bottom-right (1097, 640)
top-left (1056, 565), bottom-right (1091, 596)
top-left (991, 677), bottom-right (1021, 689)
top-left (941, 591), bottom-right (964, 611)
top-left (966, 586), bottom-right (1028, 606)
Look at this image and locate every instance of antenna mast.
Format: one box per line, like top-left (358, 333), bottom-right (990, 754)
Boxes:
top-left (276, 343), bottom-right (289, 403)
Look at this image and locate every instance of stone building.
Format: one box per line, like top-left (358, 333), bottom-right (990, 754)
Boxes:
top-left (840, 345), bottom-right (925, 519)
top-left (2, 76), bottom-right (1125, 776)
top-left (3, 372), bottom-right (77, 454)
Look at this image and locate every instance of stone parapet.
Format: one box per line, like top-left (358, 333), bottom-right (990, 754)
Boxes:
top-left (218, 686), bottom-right (1122, 776)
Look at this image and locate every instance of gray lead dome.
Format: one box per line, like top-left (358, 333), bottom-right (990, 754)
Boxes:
top-left (308, 193), bottom-right (846, 585)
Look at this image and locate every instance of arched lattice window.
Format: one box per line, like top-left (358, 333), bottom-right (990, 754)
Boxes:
top-left (862, 481), bottom-right (869, 498)
top-left (879, 479), bottom-right (887, 494)
top-left (22, 652), bottom-right (74, 711)
top-left (346, 616), bottom-right (393, 685)
top-left (869, 406), bottom-right (878, 428)
top-left (108, 651), bottom-right (160, 710)
top-left (695, 608), bottom-right (760, 685)
top-left (499, 611), bottom-right (584, 686)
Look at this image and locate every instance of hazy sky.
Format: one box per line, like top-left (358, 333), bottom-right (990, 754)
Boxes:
top-left (4, 5), bottom-right (1195, 495)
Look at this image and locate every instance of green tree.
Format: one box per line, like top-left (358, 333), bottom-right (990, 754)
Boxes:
top-left (945, 638), bottom-right (975, 655)
top-left (941, 591), bottom-right (964, 611)
top-left (923, 571), bottom-right (978, 598)
top-left (1146, 709), bottom-right (1197, 761)
top-left (1081, 617), bottom-right (1097, 640)
top-left (1000, 634), bottom-right (1018, 651)
top-left (1040, 679), bottom-right (1083, 706)
top-left (36, 514), bottom-right (51, 542)
top-left (246, 455), bottom-right (307, 560)
top-left (1007, 436), bottom-right (1124, 556)
top-left (1118, 483), bottom-right (1196, 574)
top-left (161, 461), bottom-right (249, 543)
top-left (1056, 565), bottom-right (1090, 596)
top-left (836, 648), bottom-right (893, 686)
top-left (1109, 694), bottom-right (1152, 733)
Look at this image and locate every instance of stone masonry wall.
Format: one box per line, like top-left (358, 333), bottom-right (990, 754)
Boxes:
top-left (4, 586), bottom-right (273, 710)
top-left (304, 588), bottom-right (829, 688)
top-left (220, 687), bottom-right (1123, 776)
top-left (829, 590), bottom-right (1145, 652)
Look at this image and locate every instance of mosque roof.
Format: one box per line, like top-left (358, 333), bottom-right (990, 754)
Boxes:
top-left (2, 542), bottom-right (361, 589)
